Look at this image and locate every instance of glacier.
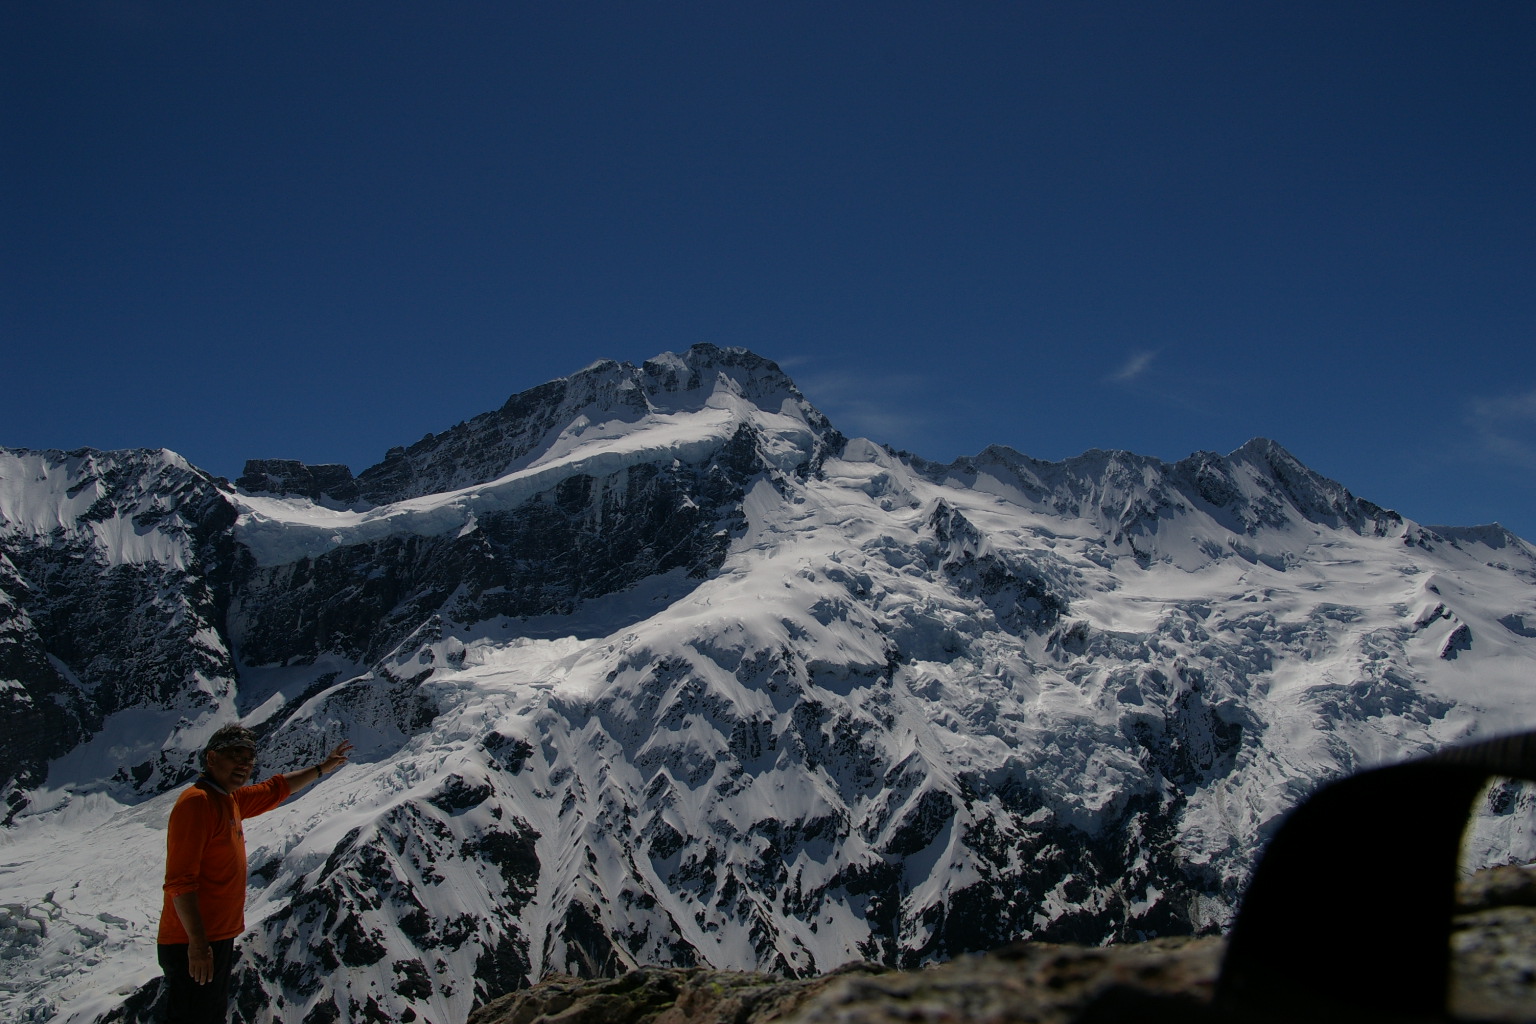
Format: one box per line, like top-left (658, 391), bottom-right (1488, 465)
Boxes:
top-left (1, 344), bottom-right (1535, 1024)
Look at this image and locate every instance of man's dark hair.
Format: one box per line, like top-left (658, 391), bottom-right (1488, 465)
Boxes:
top-left (205, 724), bottom-right (258, 755)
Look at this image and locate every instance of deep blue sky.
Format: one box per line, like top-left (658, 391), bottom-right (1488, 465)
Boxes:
top-left (4, 2), bottom-right (1534, 539)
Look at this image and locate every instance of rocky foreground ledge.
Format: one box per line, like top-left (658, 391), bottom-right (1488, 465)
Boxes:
top-left (465, 937), bottom-right (1222, 1024)
top-left (467, 867), bottom-right (1536, 1024)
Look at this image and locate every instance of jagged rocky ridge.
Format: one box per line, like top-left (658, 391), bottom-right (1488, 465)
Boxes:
top-left (2, 344), bottom-right (1535, 1024)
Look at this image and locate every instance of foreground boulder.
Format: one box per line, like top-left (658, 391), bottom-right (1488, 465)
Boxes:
top-left (1219, 730), bottom-right (1536, 1020)
top-left (466, 937), bottom-right (1224, 1024)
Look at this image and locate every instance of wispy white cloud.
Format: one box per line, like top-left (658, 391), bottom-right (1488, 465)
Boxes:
top-left (1108, 350), bottom-right (1157, 384)
top-left (1469, 388), bottom-right (1536, 466)
top-left (771, 354), bottom-right (813, 372)
top-left (790, 366), bottom-right (933, 445)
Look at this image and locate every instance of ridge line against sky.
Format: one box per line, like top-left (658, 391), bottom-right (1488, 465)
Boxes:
top-left (2, 2), bottom-right (1533, 540)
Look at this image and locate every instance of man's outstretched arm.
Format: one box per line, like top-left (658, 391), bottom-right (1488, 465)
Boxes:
top-left (282, 740), bottom-right (354, 795)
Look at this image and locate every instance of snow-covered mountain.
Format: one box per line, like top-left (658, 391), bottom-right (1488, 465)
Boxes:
top-left (3, 344), bottom-right (1535, 1024)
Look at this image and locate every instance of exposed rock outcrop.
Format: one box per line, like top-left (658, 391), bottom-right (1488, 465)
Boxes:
top-left (236, 459), bottom-right (361, 505)
top-left (466, 939), bottom-right (1223, 1024)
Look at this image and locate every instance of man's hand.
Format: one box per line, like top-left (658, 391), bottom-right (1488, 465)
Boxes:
top-left (284, 739), bottom-right (354, 795)
top-left (318, 740), bottom-right (354, 775)
top-left (187, 940), bottom-right (214, 985)
top-left (170, 891), bottom-right (212, 983)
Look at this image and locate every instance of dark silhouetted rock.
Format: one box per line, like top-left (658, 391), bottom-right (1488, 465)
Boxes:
top-left (1218, 730), bottom-right (1536, 1020)
top-left (237, 459), bottom-right (361, 504)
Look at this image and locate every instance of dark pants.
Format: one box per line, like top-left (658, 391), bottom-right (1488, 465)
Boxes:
top-left (157, 938), bottom-right (235, 1024)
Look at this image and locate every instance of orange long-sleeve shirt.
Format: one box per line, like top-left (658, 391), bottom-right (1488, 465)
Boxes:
top-left (158, 774), bottom-right (291, 945)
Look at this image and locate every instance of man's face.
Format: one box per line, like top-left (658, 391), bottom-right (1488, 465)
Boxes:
top-left (206, 745), bottom-right (256, 790)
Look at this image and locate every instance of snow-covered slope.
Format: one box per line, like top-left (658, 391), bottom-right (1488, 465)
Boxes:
top-left (3, 345), bottom-right (1535, 1024)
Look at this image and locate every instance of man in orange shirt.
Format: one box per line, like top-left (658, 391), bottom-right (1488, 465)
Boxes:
top-left (157, 725), bottom-right (353, 1024)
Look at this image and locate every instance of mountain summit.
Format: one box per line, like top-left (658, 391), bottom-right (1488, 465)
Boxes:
top-left (237, 345), bottom-right (841, 507)
top-left (3, 345), bottom-right (1535, 1024)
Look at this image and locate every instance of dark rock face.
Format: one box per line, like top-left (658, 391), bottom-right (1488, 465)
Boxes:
top-left (928, 501), bottom-right (1068, 636)
top-left (0, 448), bottom-right (241, 810)
top-left (237, 460), bottom-right (361, 505)
top-left (0, 554), bottom-right (91, 816)
top-left (232, 431), bottom-right (759, 667)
